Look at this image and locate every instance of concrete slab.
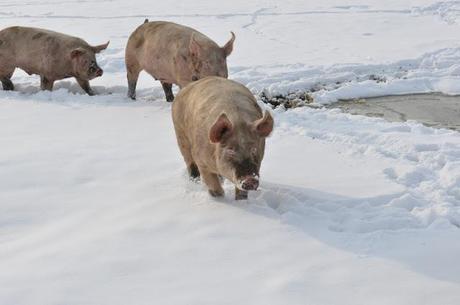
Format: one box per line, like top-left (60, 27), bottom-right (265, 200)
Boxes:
top-left (330, 93), bottom-right (460, 131)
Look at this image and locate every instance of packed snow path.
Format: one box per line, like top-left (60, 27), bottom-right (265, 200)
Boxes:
top-left (1, 1), bottom-right (460, 304)
top-left (1, 93), bottom-right (460, 305)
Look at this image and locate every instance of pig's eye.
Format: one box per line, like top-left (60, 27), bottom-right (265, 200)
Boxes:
top-left (226, 148), bottom-right (237, 159)
top-left (88, 61), bottom-right (97, 73)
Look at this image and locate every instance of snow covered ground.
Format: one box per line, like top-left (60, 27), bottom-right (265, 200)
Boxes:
top-left (1, 1), bottom-right (460, 304)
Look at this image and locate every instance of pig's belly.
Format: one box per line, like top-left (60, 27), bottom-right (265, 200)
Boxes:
top-left (145, 63), bottom-right (176, 84)
top-left (15, 55), bottom-right (47, 76)
top-left (17, 63), bottom-right (41, 76)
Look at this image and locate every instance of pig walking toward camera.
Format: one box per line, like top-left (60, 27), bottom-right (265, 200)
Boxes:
top-left (172, 77), bottom-right (274, 200)
top-left (0, 26), bottom-right (108, 95)
top-left (125, 20), bottom-right (235, 102)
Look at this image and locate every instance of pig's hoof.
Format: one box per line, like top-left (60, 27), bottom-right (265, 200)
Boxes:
top-left (235, 189), bottom-right (248, 200)
top-left (188, 163), bottom-right (200, 179)
top-left (209, 189), bottom-right (224, 197)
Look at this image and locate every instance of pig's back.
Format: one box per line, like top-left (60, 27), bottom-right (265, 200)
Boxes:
top-left (130, 21), bottom-right (219, 57)
top-left (0, 26), bottom-right (88, 51)
top-left (173, 77), bottom-right (262, 140)
top-left (0, 26), bottom-right (90, 73)
top-left (140, 21), bottom-right (218, 45)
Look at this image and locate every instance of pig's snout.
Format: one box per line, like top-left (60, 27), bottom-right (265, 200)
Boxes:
top-left (238, 175), bottom-right (259, 191)
top-left (96, 68), bottom-right (103, 77)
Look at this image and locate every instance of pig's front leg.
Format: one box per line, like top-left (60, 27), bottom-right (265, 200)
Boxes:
top-left (40, 76), bottom-right (54, 91)
top-left (76, 78), bottom-right (95, 96)
top-left (161, 81), bottom-right (174, 102)
top-left (200, 169), bottom-right (224, 197)
top-left (235, 188), bottom-right (248, 200)
top-left (188, 162), bottom-right (200, 179)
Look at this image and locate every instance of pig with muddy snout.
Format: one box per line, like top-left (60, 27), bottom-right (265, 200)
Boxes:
top-left (125, 20), bottom-right (235, 102)
top-left (0, 26), bottom-right (108, 95)
top-left (172, 77), bottom-right (274, 200)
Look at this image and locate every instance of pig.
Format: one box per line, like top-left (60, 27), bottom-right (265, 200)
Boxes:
top-left (125, 20), bottom-right (235, 102)
top-left (172, 76), bottom-right (274, 200)
top-left (0, 26), bottom-right (108, 95)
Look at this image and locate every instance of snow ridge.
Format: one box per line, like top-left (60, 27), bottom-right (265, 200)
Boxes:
top-left (413, 1), bottom-right (460, 25)
top-left (233, 47), bottom-right (460, 103)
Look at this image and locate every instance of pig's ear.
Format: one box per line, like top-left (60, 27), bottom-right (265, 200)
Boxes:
top-left (70, 48), bottom-right (86, 59)
top-left (189, 34), bottom-right (202, 58)
top-left (92, 41), bottom-right (110, 53)
top-left (222, 31), bottom-right (235, 57)
top-left (209, 113), bottom-right (233, 143)
top-left (253, 111), bottom-right (274, 137)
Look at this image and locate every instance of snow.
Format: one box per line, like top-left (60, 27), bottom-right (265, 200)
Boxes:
top-left (1, 1), bottom-right (460, 304)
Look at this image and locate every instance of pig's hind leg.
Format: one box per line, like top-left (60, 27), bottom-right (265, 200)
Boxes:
top-left (200, 169), bottom-right (224, 197)
top-left (126, 60), bottom-right (141, 100)
top-left (161, 81), bottom-right (174, 102)
top-left (176, 135), bottom-right (200, 179)
top-left (0, 68), bottom-right (15, 91)
top-left (40, 76), bottom-right (55, 91)
top-left (1, 77), bottom-right (14, 91)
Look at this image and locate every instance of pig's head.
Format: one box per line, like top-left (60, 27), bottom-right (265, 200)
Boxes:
top-left (209, 111), bottom-right (274, 191)
top-left (70, 41), bottom-right (109, 80)
top-left (188, 32), bottom-right (235, 82)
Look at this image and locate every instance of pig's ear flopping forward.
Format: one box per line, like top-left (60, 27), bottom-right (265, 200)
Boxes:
top-left (92, 41), bottom-right (110, 53)
top-left (70, 47), bottom-right (86, 59)
top-left (253, 111), bottom-right (274, 137)
top-left (222, 32), bottom-right (235, 57)
top-left (209, 113), bottom-right (233, 143)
